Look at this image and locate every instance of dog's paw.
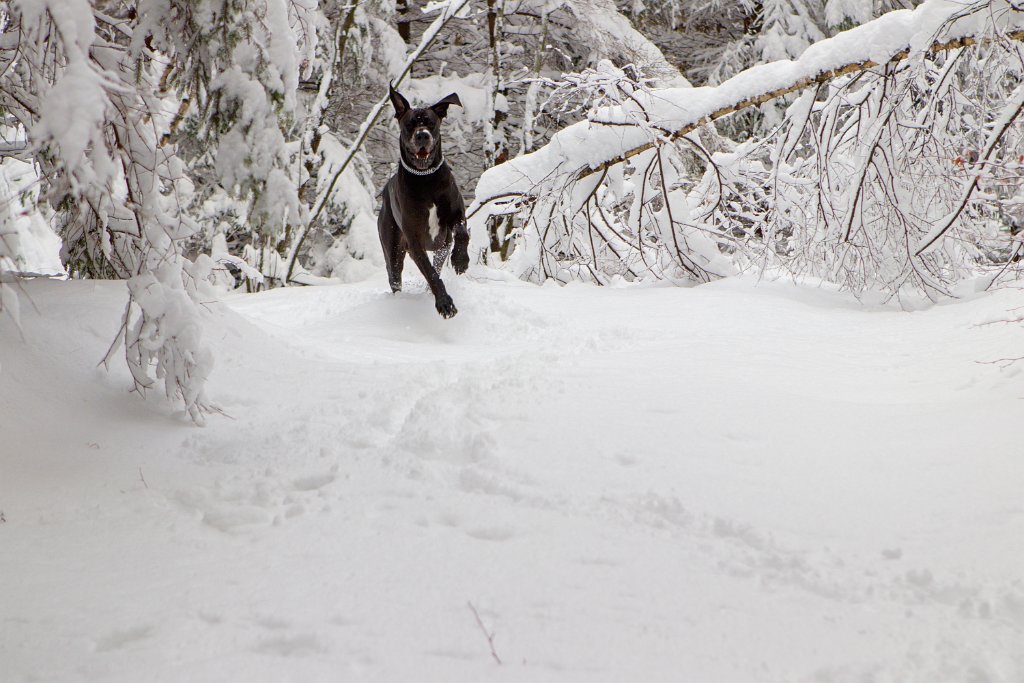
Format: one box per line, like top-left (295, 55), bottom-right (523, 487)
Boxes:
top-left (452, 251), bottom-right (470, 275)
top-left (435, 295), bottom-right (458, 319)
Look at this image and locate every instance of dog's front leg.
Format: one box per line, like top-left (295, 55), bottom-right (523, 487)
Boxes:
top-left (451, 219), bottom-right (470, 275)
top-left (407, 246), bottom-right (457, 318)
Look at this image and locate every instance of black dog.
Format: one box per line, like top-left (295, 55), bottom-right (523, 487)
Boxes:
top-left (378, 84), bottom-right (470, 318)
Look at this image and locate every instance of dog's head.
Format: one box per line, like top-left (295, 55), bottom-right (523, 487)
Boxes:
top-left (389, 83), bottom-right (462, 170)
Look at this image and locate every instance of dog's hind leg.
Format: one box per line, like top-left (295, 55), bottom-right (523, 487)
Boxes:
top-left (387, 236), bottom-right (408, 293)
top-left (378, 189), bottom-right (407, 292)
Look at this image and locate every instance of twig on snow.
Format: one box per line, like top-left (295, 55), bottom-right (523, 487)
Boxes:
top-left (976, 356), bottom-right (1024, 368)
top-left (467, 601), bottom-right (502, 665)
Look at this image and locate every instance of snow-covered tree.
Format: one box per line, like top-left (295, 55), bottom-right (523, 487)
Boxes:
top-left (0, 0), bottom-right (317, 421)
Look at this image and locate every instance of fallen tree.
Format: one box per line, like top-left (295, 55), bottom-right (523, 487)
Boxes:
top-left (468, 0), bottom-right (1024, 294)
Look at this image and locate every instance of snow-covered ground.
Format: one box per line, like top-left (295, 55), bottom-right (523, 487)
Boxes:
top-left (2, 270), bottom-right (1023, 682)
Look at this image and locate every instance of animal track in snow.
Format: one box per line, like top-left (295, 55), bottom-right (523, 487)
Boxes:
top-left (463, 525), bottom-right (517, 542)
top-left (171, 467), bottom-right (339, 534)
top-left (201, 505), bottom-right (273, 533)
top-left (291, 470), bottom-right (337, 491)
top-left (253, 634), bottom-right (328, 656)
top-left (596, 491), bottom-right (1023, 625)
top-left (94, 624), bottom-right (155, 652)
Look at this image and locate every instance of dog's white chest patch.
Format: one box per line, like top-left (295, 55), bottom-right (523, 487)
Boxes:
top-left (427, 204), bottom-right (441, 241)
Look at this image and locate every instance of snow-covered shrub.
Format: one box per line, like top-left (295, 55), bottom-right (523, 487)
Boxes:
top-left (104, 257), bottom-right (217, 424)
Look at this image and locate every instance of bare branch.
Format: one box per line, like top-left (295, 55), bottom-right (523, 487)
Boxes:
top-left (914, 82), bottom-right (1024, 256)
top-left (466, 601), bottom-right (502, 665)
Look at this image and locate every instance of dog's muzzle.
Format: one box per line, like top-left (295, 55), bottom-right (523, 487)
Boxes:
top-left (412, 128), bottom-right (433, 160)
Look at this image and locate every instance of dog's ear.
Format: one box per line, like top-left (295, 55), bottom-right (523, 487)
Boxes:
top-left (389, 82), bottom-right (410, 119)
top-left (430, 93), bottom-right (462, 119)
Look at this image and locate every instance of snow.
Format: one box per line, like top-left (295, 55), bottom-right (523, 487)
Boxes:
top-left (3, 271), bottom-right (1024, 681)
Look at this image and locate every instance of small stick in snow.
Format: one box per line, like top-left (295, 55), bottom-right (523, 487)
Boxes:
top-left (138, 467), bottom-right (148, 489)
top-left (976, 356), bottom-right (1024, 369)
top-left (467, 601), bottom-right (502, 665)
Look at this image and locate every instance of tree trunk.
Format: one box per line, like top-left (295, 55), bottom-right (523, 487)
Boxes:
top-left (398, 0), bottom-right (413, 43)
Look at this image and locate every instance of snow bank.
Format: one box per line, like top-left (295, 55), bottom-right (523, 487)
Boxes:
top-left (2, 274), bottom-right (1024, 681)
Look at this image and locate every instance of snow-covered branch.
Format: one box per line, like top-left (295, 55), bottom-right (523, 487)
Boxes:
top-left (914, 82), bottom-right (1024, 257)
